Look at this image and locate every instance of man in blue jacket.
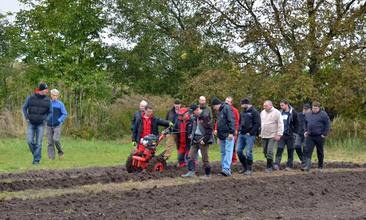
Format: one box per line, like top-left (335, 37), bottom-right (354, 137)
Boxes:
top-left (47, 89), bottom-right (68, 160)
top-left (303, 101), bottom-right (331, 171)
top-left (22, 82), bottom-right (52, 165)
top-left (212, 97), bottom-right (236, 176)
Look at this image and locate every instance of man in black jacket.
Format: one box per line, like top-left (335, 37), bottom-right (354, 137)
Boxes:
top-left (22, 82), bottom-right (52, 165)
top-left (303, 101), bottom-right (331, 171)
top-left (236, 98), bottom-right (260, 175)
top-left (130, 100), bottom-right (148, 146)
top-left (165, 99), bottom-right (182, 124)
top-left (274, 100), bottom-right (299, 170)
top-left (212, 97), bottom-right (236, 176)
top-left (182, 104), bottom-right (213, 178)
top-left (294, 104), bottom-right (311, 166)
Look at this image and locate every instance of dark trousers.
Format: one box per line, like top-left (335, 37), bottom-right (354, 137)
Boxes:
top-left (305, 135), bottom-right (325, 169)
top-left (275, 135), bottom-right (295, 168)
top-left (187, 143), bottom-right (210, 173)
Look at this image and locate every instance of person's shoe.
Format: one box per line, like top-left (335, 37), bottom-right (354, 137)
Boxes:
top-left (181, 171), bottom-right (196, 178)
top-left (273, 164), bottom-right (280, 171)
top-left (265, 167), bottom-right (273, 173)
top-left (221, 170), bottom-right (232, 177)
top-left (244, 170), bottom-right (252, 175)
top-left (285, 167), bottom-right (292, 171)
top-left (238, 169), bottom-right (245, 174)
top-left (33, 162), bottom-right (40, 166)
top-left (59, 154), bottom-right (64, 160)
top-left (317, 167), bottom-right (324, 173)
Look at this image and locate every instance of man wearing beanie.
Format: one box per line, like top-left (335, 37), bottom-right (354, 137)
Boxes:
top-left (212, 97), bottom-right (236, 176)
top-left (260, 100), bottom-right (284, 172)
top-left (182, 104), bottom-right (213, 178)
top-left (22, 82), bottom-right (52, 165)
top-left (237, 98), bottom-right (260, 175)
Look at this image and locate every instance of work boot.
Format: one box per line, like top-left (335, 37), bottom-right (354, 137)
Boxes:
top-left (204, 167), bottom-right (211, 177)
top-left (265, 159), bottom-right (273, 173)
top-left (302, 158), bottom-right (311, 172)
top-left (238, 156), bottom-right (248, 174)
top-left (181, 171), bottom-right (196, 178)
top-left (273, 164), bottom-right (280, 171)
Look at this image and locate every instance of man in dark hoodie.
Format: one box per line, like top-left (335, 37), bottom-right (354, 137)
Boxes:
top-left (237, 98), bottom-right (260, 175)
top-left (166, 99), bottom-right (182, 124)
top-left (274, 99), bottom-right (299, 171)
top-left (22, 82), bottom-right (52, 165)
top-left (303, 101), bottom-right (331, 171)
top-left (212, 97), bottom-right (236, 176)
top-left (294, 104), bottom-right (311, 166)
top-left (181, 104), bottom-right (213, 178)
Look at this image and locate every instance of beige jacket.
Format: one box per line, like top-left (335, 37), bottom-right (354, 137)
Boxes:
top-left (260, 107), bottom-right (284, 138)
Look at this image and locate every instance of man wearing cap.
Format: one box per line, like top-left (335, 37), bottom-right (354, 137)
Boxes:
top-left (22, 82), bottom-right (52, 165)
top-left (166, 99), bottom-right (182, 124)
top-left (237, 98), bottom-right (260, 175)
top-left (303, 101), bottom-right (331, 171)
top-left (182, 104), bottom-right (213, 178)
top-left (131, 100), bottom-right (148, 146)
top-left (211, 97), bottom-right (236, 176)
top-left (273, 99), bottom-right (299, 171)
top-left (260, 100), bottom-right (284, 172)
top-left (173, 107), bottom-right (193, 167)
top-left (47, 89), bottom-right (68, 160)
top-left (294, 104), bottom-right (311, 167)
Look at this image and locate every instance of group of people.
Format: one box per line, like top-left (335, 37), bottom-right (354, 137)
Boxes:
top-left (131, 96), bottom-right (331, 178)
top-left (22, 83), bottom-right (68, 165)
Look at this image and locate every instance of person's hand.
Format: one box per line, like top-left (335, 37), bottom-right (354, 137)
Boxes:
top-left (169, 121), bottom-right (174, 128)
top-left (132, 141), bottom-right (136, 146)
top-left (274, 135), bottom-right (281, 141)
top-left (214, 130), bottom-right (217, 136)
top-left (321, 135), bottom-right (326, 138)
top-left (228, 134), bottom-right (234, 140)
top-left (304, 132), bottom-right (308, 138)
top-left (200, 140), bottom-right (205, 145)
top-left (235, 131), bottom-right (238, 136)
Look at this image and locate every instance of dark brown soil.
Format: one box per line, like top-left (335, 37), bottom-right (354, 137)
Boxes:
top-left (1, 170), bottom-right (365, 220)
top-left (1, 161), bottom-right (365, 192)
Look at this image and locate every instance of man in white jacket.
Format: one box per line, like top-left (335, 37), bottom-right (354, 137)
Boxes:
top-left (260, 100), bottom-right (284, 172)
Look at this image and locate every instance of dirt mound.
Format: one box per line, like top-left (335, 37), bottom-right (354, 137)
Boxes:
top-left (0, 161), bottom-right (365, 192)
top-left (1, 170), bottom-right (365, 219)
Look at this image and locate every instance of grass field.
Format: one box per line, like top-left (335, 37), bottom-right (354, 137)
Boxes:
top-left (0, 137), bottom-right (365, 173)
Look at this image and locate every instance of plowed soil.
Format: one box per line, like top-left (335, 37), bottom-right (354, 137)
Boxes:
top-left (1, 169), bottom-right (365, 220)
top-left (1, 161), bottom-right (365, 192)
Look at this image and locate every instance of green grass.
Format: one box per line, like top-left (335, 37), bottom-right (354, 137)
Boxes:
top-left (0, 137), bottom-right (365, 173)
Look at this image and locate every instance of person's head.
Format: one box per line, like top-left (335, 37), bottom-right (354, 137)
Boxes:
top-left (139, 100), bottom-right (148, 112)
top-left (178, 108), bottom-right (189, 121)
top-left (303, 104), bottom-right (311, 113)
top-left (144, 104), bottom-right (153, 117)
top-left (263, 100), bottom-right (273, 111)
top-left (312, 101), bottom-right (321, 113)
top-left (50, 89), bottom-right (60, 101)
top-left (38, 82), bottom-right (49, 95)
top-left (240, 98), bottom-right (251, 109)
top-left (174, 99), bottom-right (182, 112)
top-left (190, 104), bottom-right (201, 116)
top-left (279, 99), bottom-right (289, 111)
top-left (211, 97), bottom-right (222, 111)
top-left (225, 96), bottom-right (233, 106)
top-left (199, 96), bottom-right (206, 107)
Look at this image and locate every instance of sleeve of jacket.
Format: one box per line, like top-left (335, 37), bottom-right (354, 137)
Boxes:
top-left (132, 118), bottom-right (140, 142)
top-left (202, 116), bottom-right (213, 144)
top-left (322, 111), bottom-right (331, 136)
top-left (22, 96), bottom-right (30, 120)
top-left (250, 110), bottom-right (261, 136)
top-left (226, 106), bottom-right (236, 135)
top-left (277, 110), bottom-right (284, 136)
top-left (157, 118), bottom-right (170, 127)
top-left (58, 101), bottom-right (68, 123)
top-left (47, 100), bottom-right (53, 122)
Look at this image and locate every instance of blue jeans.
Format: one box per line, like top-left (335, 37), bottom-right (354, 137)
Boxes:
top-left (27, 122), bottom-right (45, 164)
top-left (219, 137), bottom-right (235, 173)
top-left (237, 134), bottom-right (255, 161)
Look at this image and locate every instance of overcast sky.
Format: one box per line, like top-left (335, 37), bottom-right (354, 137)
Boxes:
top-left (0, 0), bottom-right (22, 14)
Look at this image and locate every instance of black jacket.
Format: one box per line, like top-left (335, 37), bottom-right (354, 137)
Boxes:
top-left (280, 106), bottom-right (299, 136)
top-left (297, 112), bottom-right (306, 136)
top-left (22, 94), bottom-right (51, 125)
top-left (166, 107), bottom-right (178, 123)
top-left (173, 119), bottom-right (193, 149)
top-left (305, 111), bottom-right (331, 136)
top-left (216, 103), bottom-right (236, 140)
top-left (191, 112), bottom-right (213, 145)
top-left (238, 107), bottom-right (261, 136)
top-left (132, 116), bottom-right (170, 142)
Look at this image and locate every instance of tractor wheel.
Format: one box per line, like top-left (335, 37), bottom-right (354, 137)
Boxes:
top-left (126, 154), bottom-right (141, 173)
top-left (147, 156), bottom-right (167, 173)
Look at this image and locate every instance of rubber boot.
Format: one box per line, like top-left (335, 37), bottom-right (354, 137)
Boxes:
top-left (286, 148), bottom-right (295, 170)
top-left (266, 159), bottom-right (273, 173)
top-left (302, 158), bottom-right (311, 172)
top-left (274, 148), bottom-right (284, 170)
top-left (245, 159), bottom-right (253, 175)
top-left (295, 148), bottom-right (305, 166)
top-left (238, 155), bottom-right (248, 173)
top-left (203, 167), bottom-right (211, 178)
